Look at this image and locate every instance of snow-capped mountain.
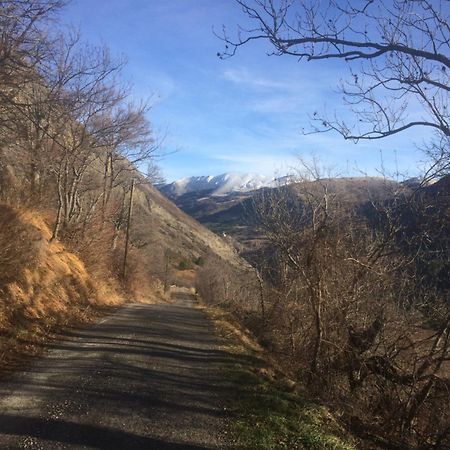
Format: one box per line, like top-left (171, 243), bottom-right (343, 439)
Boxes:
top-left (159, 173), bottom-right (277, 198)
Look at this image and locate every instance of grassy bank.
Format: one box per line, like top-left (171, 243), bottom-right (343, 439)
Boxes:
top-left (0, 204), bottom-right (167, 375)
top-left (205, 306), bottom-right (357, 450)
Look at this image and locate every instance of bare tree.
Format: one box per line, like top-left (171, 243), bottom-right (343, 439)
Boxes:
top-left (0, 0), bottom-right (64, 84)
top-left (219, 1), bottom-right (449, 147)
top-left (0, 0), bottom-right (65, 190)
top-left (46, 34), bottom-right (123, 238)
top-left (194, 158), bottom-right (450, 447)
top-left (0, 0), bottom-right (64, 137)
top-left (246, 162), bottom-right (450, 447)
top-left (40, 33), bottom-right (156, 240)
top-left (95, 101), bottom-right (158, 219)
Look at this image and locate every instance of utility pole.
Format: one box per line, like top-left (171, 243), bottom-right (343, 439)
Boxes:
top-left (163, 249), bottom-right (170, 293)
top-left (122, 179), bottom-right (135, 279)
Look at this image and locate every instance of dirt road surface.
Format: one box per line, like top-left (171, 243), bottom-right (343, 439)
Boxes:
top-left (0, 291), bottom-right (233, 449)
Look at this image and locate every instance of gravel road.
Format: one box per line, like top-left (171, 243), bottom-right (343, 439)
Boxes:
top-left (0, 291), bottom-right (233, 449)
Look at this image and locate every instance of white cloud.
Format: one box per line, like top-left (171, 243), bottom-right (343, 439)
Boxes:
top-left (249, 96), bottom-right (303, 113)
top-left (223, 65), bottom-right (339, 93)
top-left (222, 65), bottom-right (341, 115)
top-left (223, 67), bottom-right (297, 91)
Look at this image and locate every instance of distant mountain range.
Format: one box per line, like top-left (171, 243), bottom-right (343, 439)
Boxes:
top-left (158, 174), bottom-right (397, 245)
top-left (158, 173), bottom-right (280, 198)
top-left (158, 173), bottom-right (444, 244)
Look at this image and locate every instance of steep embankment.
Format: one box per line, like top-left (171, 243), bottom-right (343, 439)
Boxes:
top-left (0, 204), bottom-right (123, 367)
top-left (0, 182), bottom-right (245, 369)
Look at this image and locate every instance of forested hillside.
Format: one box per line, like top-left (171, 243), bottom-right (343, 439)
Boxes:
top-left (195, 0), bottom-right (450, 447)
top-left (1, 1), bottom-right (449, 449)
top-left (197, 166), bottom-right (450, 448)
top-left (0, 1), bottom-right (240, 367)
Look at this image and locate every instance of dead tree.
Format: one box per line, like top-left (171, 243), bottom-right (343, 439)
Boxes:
top-left (220, 0), bottom-right (449, 174)
top-left (249, 161), bottom-right (450, 447)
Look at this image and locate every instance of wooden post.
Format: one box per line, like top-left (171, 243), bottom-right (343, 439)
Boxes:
top-left (122, 179), bottom-right (135, 279)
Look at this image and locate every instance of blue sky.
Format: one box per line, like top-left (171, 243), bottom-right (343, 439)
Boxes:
top-left (61, 0), bottom-right (430, 182)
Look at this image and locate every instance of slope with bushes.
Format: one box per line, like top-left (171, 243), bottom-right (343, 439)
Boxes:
top-left (196, 172), bottom-right (450, 449)
top-left (0, 204), bottom-right (122, 366)
top-left (0, 0), bottom-right (244, 371)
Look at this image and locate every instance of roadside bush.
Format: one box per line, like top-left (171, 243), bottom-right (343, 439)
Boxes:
top-left (178, 260), bottom-right (191, 271)
top-left (196, 179), bottom-right (450, 449)
top-left (0, 205), bottom-right (47, 285)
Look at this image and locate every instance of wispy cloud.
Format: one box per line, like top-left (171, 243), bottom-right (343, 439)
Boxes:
top-left (223, 65), bottom-right (339, 92)
top-left (223, 68), bottom-right (295, 91)
top-left (249, 96), bottom-right (303, 113)
top-left (222, 65), bottom-right (340, 115)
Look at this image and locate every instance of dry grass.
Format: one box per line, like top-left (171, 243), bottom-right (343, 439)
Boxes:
top-left (0, 202), bottom-right (176, 372)
top-left (203, 305), bottom-right (263, 355)
top-left (171, 269), bottom-right (197, 289)
top-left (0, 204), bottom-right (125, 372)
top-left (143, 183), bottom-right (244, 269)
top-left (129, 277), bottom-right (170, 304)
top-left (200, 302), bottom-right (356, 449)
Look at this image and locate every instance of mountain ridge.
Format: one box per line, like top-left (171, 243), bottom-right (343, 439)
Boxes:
top-left (159, 173), bottom-right (278, 198)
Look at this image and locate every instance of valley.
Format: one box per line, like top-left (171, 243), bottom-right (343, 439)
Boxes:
top-left (158, 173), bottom-right (421, 253)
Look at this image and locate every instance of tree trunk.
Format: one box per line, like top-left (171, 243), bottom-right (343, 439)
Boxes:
top-left (309, 279), bottom-right (323, 380)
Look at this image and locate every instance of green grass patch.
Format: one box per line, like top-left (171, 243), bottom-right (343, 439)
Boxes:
top-left (207, 308), bottom-right (356, 450)
top-left (227, 363), bottom-right (355, 450)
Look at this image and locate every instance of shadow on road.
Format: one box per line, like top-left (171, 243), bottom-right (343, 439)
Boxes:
top-left (0, 414), bottom-right (211, 449)
top-left (0, 298), bottom-right (248, 449)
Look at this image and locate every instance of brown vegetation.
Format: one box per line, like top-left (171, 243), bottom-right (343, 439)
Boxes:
top-left (211, 2), bottom-right (450, 446)
top-left (0, 1), bottom-right (241, 371)
top-left (0, 204), bottom-right (122, 367)
top-left (197, 167), bottom-right (450, 449)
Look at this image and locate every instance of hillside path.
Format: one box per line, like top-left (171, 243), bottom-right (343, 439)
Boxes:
top-left (0, 291), bottom-right (233, 449)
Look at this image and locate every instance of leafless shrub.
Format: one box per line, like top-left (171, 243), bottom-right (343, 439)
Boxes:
top-left (198, 162), bottom-right (450, 447)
